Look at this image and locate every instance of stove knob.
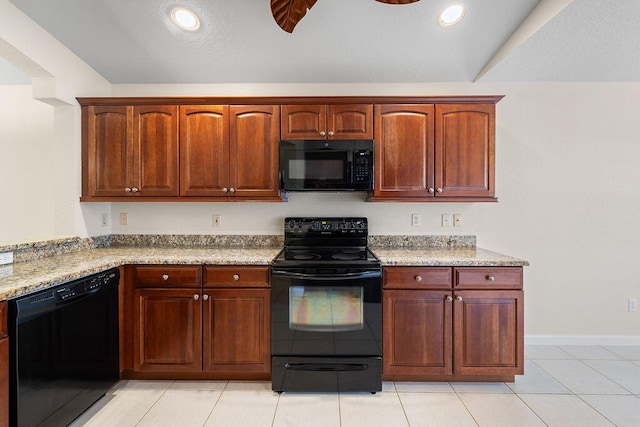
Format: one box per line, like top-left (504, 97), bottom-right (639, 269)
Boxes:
top-left (287, 220), bottom-right (296, 229)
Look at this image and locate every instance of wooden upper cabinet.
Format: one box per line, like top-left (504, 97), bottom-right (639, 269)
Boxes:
top-left (180, 105), bottom-right (230, 196)
top-left (134, 106), bottom-right (179, 196)
top-left (85, 105), bottom-right (132, 197)
top-left (83, 105), bottom-right (178, 198)
top-left (435, 104), bottom-right (495, 199)
top-left (230, 105), bottom-right (280, 198)
top-left (373, 104), bottom-right (435, 199)
top-left (281, 104), bottom-right (373, 140)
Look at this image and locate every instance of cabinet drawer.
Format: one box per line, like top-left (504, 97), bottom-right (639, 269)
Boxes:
top-left (383, 267), bottom-right (451, 289)
top-left (204, 266), bottom-right (270, 288)
top-left (0, 301), bottom-right (6, 338)
top-left (133, 265), bottom-right (202, 288)
top-left (454, 267), bottom-right (523, 290)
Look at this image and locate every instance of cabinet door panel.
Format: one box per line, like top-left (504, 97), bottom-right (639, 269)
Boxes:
top-left (435, 104), bottom-right (495, 198)
top-left (327, 104), bottom-right (373, 139)
top-left (203, 289), bottom-right (270, 373)
top-left (281, 105), bottom-right (325, 139)
top-left (453, 290), bottom-right (523, 375)
top-left (230, 105), bottom-right (280, 198)
top-left (86, 105), bottom-right (133, 197)
top-left (180, 105), bottom-right (230, 196)
top-left (374, 104), bottom-right (435, 197)
top-left (383, 290), bottom-right (452, 376)
top-left (133, 105), bottom-right (179, 196)
top-left (134, 288), bottom-right (202, 371)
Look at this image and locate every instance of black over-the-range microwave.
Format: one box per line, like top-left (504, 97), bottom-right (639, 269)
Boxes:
top-left (279, 139), bottom-right (374, 191)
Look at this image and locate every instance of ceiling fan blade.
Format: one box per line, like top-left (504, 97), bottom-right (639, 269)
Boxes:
top-left (375, 0), bottom-right (421, 4)
top-left (271, 0), bottom-right (318, 33)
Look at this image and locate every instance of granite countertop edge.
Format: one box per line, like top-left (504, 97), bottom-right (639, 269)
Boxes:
top-left (0, 246), bottom-right (528, 301)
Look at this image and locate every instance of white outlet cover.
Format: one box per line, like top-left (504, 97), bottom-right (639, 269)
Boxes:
top-left (0, 251), bottom-right (13, 265)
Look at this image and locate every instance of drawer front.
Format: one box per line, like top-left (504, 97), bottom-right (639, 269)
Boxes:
top-left (0, 300), bottom-right (6, 338)
top-left (133, 265), bottom-right (202, 288)
top-left (383, 267), bottom-right (452, 289)
top-left (454, 267), bottom-right (523, 290)
top-left (204, 266), bottom-right (270, 288)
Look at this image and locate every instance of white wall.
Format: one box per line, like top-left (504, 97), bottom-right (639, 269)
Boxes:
top-left (110, 82), bottom-right (640, 341)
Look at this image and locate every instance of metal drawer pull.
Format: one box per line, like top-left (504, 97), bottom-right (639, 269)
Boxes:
top-left (233, 274), bottom-right (240, 281)
top-left (486, 275), bottom-right (495, 281)
top-left (193, 294), bottom-right (199, 300)
top-left (162, 274), bottom-right (169, 281)
top-left (456, 296), bottom-right (463, 301)
top-left (415, 275), bottom-right (422, 282)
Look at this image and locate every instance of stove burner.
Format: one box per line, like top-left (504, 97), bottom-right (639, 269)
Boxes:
top-left (331, 253), bottom-right (364, 261)
top-left (292, 253), bottom-right (321, 260)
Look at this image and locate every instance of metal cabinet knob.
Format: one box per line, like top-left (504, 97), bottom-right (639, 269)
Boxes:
top-left (456, 295), bottom-right (463, 301)
top-left (222, 187), bottom-right (228, 193)
top-left (193, 294), bottom-right (199, 300)
top-left (446, 296), bottom-right (453, 302)
top-left (436, 188), bottom-right (443, 193)
top-left (233, 274), bottom-right (240, 281)
top-left (125, 187), bottom-right (132, 192)
top-left (162, 274), bottom-right (169, 281)
top-left (132, 187), bottom-right (139, 193)
top-left (415, 275), bottom-right (423, 282)
top-left (428, 188), bottom-right (435, 194)
top-left (486, 275), bottom-right (495, 281)
top-left (320, 131), bottom-right (326, 136)
top-left (229, 188), bottom-right (235, 193)
top-left (202, 294), bottom-right (209, 301)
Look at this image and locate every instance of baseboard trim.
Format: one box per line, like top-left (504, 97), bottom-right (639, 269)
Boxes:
top-left (525, 335), bottom-right (640, 346)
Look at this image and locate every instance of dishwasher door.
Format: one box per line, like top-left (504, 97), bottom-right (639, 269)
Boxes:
top-left (9, 269), bottom-right (120, 427)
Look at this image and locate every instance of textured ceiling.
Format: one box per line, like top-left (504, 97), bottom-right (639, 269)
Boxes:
top-left (2, 0), bottom-right (640, 85)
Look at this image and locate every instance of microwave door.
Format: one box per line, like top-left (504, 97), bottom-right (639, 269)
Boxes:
top-left (282, 150), bottom-right (349, 190)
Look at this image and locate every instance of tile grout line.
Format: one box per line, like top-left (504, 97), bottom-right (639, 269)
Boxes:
top-left (200, 381), bottom-right (228, 426)
top-left (391, 382), bottom-right (412, 427)
top-left (133, 380), bottom-right (176, 427)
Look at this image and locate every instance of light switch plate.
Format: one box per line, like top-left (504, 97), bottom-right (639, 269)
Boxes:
top-left (0, 251), bottom-right (13, 265)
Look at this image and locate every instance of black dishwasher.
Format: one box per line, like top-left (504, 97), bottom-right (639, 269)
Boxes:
top-left (8, 268), bottom-right (120, 427)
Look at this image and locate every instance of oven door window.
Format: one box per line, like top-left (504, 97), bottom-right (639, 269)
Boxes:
top-left (289, 286), bottom-right (363, 332)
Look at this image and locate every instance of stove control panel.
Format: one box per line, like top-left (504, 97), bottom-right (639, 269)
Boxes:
top-left (285, 217), bottom-right (368, 234)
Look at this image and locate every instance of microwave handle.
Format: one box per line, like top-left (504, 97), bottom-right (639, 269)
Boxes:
top-left (271, 270), bottom-right (381, 280)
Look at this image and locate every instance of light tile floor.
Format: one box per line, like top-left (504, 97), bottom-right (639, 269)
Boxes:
top-left (71, 345), bottom-right (640, 427)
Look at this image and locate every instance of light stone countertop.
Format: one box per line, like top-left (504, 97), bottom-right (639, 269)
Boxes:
top-left (0, 246), bottom-right (282, 300)
top-left (370, 247), bottom-right (529, 267)
top-left (0, 244), bottom-right (528, 301)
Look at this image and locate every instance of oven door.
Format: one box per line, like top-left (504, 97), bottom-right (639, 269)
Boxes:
top-left (271, 268), bottom-right (382, 357)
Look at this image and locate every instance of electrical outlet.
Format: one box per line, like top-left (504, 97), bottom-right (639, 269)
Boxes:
top-left (629, 298), bottom-right (638, 312)
top-left (442, 214), bottom-right (452, 227)
top-left (119, 213), bottom-right (128, 226)
top-left (100, 213), bottom-right (108, 227)
top-left (0, 251), bottom-right (14, 265)
top-left (453, 214), bottom-right (462, 227)
top-left (212, 214), bottom-right (221, 227)
top-left (411, 213), bottom-right (421, 226)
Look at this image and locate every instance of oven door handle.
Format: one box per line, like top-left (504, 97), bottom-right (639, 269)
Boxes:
top-left (285, 362), bottom-right (368, 372)
top-left (271, 270), bottom-right (381, 280)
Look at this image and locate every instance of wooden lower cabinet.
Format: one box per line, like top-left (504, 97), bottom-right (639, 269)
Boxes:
top-left (126, 265), bottom-right (270, 380)
top-left (1, 301), bottom-right (7, 427)
top-left (383, 266), bottom-right (524, 382)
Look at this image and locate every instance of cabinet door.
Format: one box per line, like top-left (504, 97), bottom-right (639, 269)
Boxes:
top-left (133, 106), bottom-right (179, 196)
top-left (133, 288), bottom-right (202, 372)
top-left (229, 105), bottom-right (280, 198)
top-left (85, 105), bottom-right (133, 197)
top-left (202, 289), bottom-right (270, 373)
top-left (435, 104), bottom-right (495, 198)
top-left (374, 104), bottom-right (435, 198)
top-left (281, 105), bottom-right (326, 139)
top-left (180, 105), bottom-right (230, 196)
top-left (383, 290), bottom-right (452, 377)
top-left (327, 104), bottom-right (373, 139)
top-left (453, 290), bottom-right (524, 376)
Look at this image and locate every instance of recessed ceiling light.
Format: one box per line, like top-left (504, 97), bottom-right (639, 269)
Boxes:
top-left (171, 7), bottom-right (200, 31)
top-left (438, 5), bottom-right (465, 27)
